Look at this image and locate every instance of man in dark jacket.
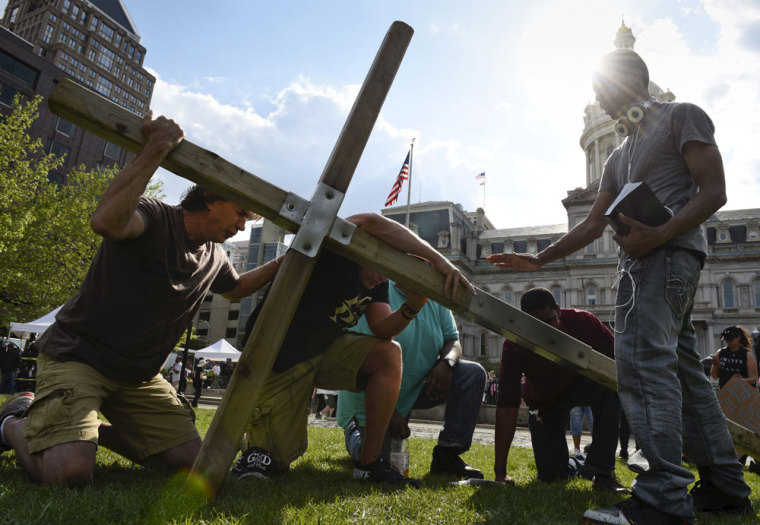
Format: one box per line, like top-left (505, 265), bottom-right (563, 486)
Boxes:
top-left (0, 343), bottom-right (21, 394)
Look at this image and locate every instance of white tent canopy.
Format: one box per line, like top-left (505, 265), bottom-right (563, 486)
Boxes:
top-left (194, 339), bottom-right (241, 362)
top-left (9, 305), bottom-right (63, 336)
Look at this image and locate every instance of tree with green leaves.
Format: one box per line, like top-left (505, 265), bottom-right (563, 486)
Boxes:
top-left (0, 95), bottom-right (163, 332)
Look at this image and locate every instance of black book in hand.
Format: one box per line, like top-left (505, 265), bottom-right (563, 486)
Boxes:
top-left (604, 181), bottom-right (672, 235)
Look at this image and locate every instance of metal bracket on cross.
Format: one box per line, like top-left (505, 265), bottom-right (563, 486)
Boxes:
top-left (46, 22), bottom-right (760, 493)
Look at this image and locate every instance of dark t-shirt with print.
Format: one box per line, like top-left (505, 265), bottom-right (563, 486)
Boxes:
top-left (245, 250), bottom-right (389, 373)
top-left (717, 347), bottom-right (750, 388)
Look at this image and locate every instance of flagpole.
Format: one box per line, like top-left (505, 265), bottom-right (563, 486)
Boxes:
top-left (404, 138), bottom-right (415, 227)
top-left (482, 176), bottom-right (486, 210)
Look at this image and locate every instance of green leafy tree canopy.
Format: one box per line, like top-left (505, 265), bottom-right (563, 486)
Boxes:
top-left (0, 95), bottom-right (163, 332)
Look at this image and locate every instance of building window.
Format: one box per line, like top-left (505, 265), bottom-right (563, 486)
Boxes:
top-left (226, 328), bottom-right (237, 339)
top-left (537, 239), bottom-right (551, 251)
top-left (54, 116), bottom-right (76, 137)
top-left (199, 311), bottom-right (210, 321)
top-left (89, 15), bottom-right (99, 31)
top-left (228, 310), bottom-right (240, 321)
top-left (95, 76), bottom-right (113, 96)
top-left (551, 286), bottom-right (562, 307)
top-left (48, 140), bottom-right (71, 161)
top-left (586, 286), bottom-right (597, 306)
top-left (722, 280), bottom-right (736, 308)
top-left (585, 240), bottom-right (595, 254)
top-left (0, 50), bottom-right (40, 87)
top-left (480, 334), bottom-right (486, 357)
top-left (513, 240), bottom-right (527, 253)
top-left (753, 279), bottom-right (760, 307)
top-left (98, 23), bottom-right (114, 42)
top-left (501, 289), bottom-right (513, 305)
top-left (0, 82), bottom-right (20, 107)
top-left (103, 140), bottom-right (122, 160)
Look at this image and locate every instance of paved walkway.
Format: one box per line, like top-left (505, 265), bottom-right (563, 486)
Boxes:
top-left (198, 397), bottom-right (628, 454)
top-left (306, 414), bottom-right (595, 452)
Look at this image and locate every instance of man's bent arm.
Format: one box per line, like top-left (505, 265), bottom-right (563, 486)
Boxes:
top-left (364, 300), bottom-right (424, 340)
top-left (439, 339), bottom-right (461, 362)
top-left (347, 213), bottom-right (475, 298)
top-left (221, 255), bottom-right (284, 301)
top-left (494, 405), bottom-right (520, 483)
top-left (613, 142), bottom-right (727, 258)
top-left (90, 112), bottom-right (184, 241)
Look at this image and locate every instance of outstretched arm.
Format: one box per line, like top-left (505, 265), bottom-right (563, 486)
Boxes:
top-left (347, 213), bottom-right (475, 298)
top-left (90, 111), bottom-right (185, 241)
top-left (488, 191), bottom-right (614, 271)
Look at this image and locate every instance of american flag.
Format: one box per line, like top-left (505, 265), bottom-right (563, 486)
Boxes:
top-left (475, 172), bottom-right (485, 185)
top-left (384, 151), bottom-right (411, 207)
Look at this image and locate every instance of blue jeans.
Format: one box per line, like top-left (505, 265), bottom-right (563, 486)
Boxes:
top-left (615, 247), bottom-right (750, 521)
top-left (569, 405), bottom-right (593, 436)
top-left (1, 371), bottom-right (15, 394)
top-left (344, 359), bottom-right (486, 461)
top-left (528, 376), bottom-right (620, 482)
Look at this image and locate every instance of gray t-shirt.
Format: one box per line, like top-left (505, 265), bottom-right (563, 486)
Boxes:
top-left (38, 198), bottom-right (239, 381)
top-left (599, 101), bottom-right (716, 257)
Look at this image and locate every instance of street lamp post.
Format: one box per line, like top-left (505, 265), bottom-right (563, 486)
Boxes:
top-left (179, 319), bottom-right (209, 393)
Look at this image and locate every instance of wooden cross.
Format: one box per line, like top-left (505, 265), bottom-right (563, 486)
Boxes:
top-left (46, 21), bottom-right (760, 495)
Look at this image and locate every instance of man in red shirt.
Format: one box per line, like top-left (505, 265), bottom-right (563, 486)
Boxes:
top-left (494, 287), bottom-right (624, 492)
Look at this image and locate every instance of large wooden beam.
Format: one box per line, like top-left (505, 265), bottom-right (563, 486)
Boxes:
top-left (194, 21), bottom-right (414, 493)
top-left (47, 33), bottom-right (760, 473)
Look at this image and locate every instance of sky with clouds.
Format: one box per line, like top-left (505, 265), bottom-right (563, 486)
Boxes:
top-left (5, 0), bottom-right (759, 242)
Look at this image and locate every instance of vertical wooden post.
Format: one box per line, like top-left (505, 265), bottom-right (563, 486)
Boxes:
top-left (189, 21), bottom-right (414, 495)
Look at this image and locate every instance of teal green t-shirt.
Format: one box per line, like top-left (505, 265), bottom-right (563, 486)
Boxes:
top-left (336, 281), bottom-right (459, 428)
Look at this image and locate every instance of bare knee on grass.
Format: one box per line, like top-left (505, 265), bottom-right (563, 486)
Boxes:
top-left (39, 441), bottom-right (97, 486)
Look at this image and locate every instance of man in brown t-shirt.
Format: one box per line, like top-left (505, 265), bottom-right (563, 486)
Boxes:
top-left (0, 111), bottom-right (281, 486)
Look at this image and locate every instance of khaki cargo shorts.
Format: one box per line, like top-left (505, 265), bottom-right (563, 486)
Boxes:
top-left (244, 333), bottom-right (379, 468)
top-left (25, 354), bottom-right (198, 461)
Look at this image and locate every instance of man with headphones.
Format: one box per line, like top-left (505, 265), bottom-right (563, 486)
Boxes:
top-left (489, 49), bottom-right (752, 524)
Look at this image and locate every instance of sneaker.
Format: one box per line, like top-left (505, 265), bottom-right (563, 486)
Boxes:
top-left (430, 445), bottom-right (484, 479)
top-left (689, 479), bottom-right (753, 515)
top-left (231, 446), bottom-right (282, 480)
top-left (582, 497), bottom-right (693, 525)
top-left (353, 457), bottom-right (421, 488)
top-left (592, 474), bottom-right (631, 495)
top-left (0, 392), bottom-right (34, 452)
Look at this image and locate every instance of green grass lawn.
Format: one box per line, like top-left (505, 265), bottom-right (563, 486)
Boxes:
top-left (0, 406), bottom-right (758, 524)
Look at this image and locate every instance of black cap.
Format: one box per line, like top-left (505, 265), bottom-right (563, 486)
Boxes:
top-left (721, 326), bottom-right (741, 339)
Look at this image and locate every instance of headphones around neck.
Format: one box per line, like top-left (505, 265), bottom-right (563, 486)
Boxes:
top-left (615, 98), bottom-right (656, 137)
